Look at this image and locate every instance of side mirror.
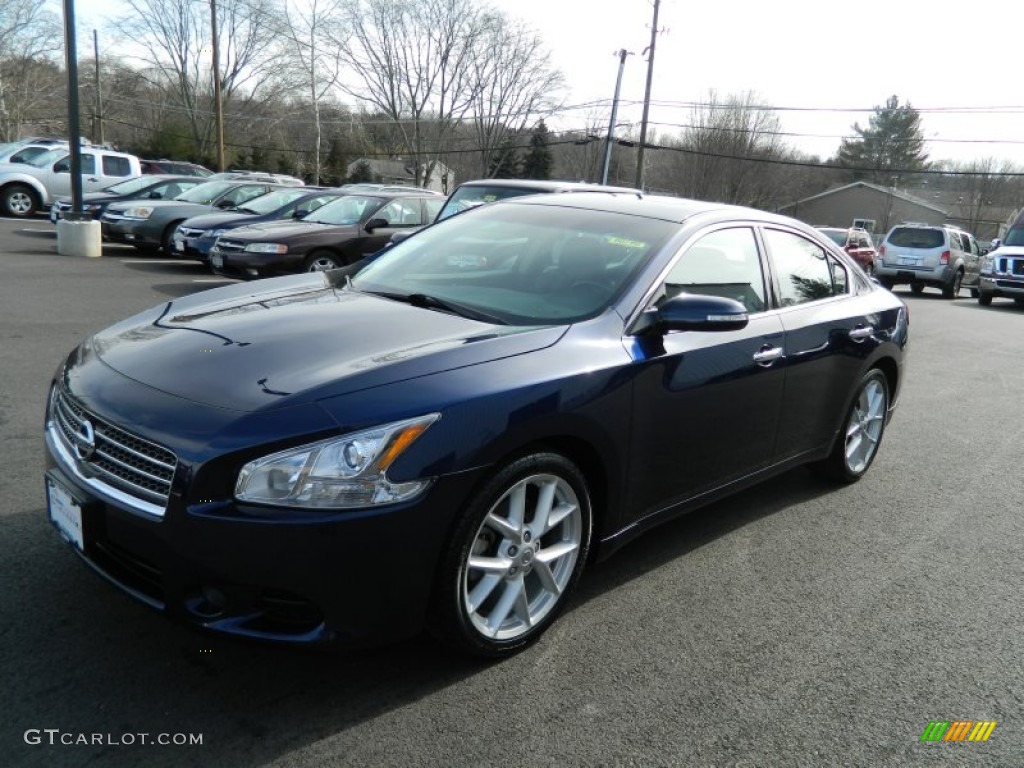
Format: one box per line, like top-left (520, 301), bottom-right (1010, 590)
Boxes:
top-left (389, 231), bottom-right (413, 246)
top-left (215, 198), bottom-right (235, 209)
top-left (364, 217), bottom-right (388, 232)
top-left (990, 238), bottom-right (1002, 250)
top-left (637, 293), bottom-right (749, 335)
top-left (292, 208), bottom-right (310, 219)
top-left (54, 160), bottom-right (70, 173)
top-left (148, 191), bottom-right (163, 199)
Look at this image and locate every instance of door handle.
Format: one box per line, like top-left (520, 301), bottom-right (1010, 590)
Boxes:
top-left (752, 345), bottom-right (784, 365)
top-left (848, 325), bottom-right (874, 342)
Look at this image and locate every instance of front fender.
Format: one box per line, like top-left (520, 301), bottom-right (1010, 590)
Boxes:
top-left (0, 172), bottom-right (47, 203)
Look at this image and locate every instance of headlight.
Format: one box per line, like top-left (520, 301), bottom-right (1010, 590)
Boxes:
top-left (207, 228), bottom-right (226, 238)
top-left (121, 206), bottom-right (153, 219)
top-left (980, 256), bottom-right (994, 274)
top-left (235, 413), bottom-right (440, 509)
top-left (243, 242), bottom-right (289, 254)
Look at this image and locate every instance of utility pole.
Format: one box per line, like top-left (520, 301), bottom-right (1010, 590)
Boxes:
top-left (62, 0), bottom-right (84, 217)
top-left (634, 0), bottom-right (661, 190)
top-left (210, 0), bottom-right (226, 171)
top-left (601, 49), bottom-right (632, 186)
top-left (93, 30), bottom-right (104, 145)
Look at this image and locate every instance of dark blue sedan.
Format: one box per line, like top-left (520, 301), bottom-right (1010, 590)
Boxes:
top-left (43, 192), bottom-right (907, 657)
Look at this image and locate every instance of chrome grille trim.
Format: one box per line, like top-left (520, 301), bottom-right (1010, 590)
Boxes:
top-left (51, 389), bottom-right (177, 513)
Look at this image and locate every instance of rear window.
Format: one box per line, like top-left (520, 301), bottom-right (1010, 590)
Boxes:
top-left (436, 185), bottom-right (554, 222)
top-left (887, 227), bottom-right (944, 249)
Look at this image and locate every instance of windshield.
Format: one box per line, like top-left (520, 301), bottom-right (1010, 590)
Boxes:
top-left (1003, 228), bottom-right (1024, 247)
top-left (104, 176), bottom-right (156, 195)
top-left (435, 185), bottom-right (551, 222)
top-left (240, 188), bottom-right (311, 214)
top-left (887, 227), bottom-right (944, 248)
top-left (304, 195), bottom-right (383, 225)
top-left (176, 181), bottom-right (236, 203)
top-left (819, 229), bottom-right (847, 246)
top-left (353, 202), bottom-right (674, 325)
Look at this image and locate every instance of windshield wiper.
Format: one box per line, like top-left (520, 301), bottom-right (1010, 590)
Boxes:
top-left (365, 290), bottom-right (507, 325)
top-left (237, 206), bottom-right (260, 215)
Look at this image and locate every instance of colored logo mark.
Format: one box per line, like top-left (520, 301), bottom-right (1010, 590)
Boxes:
top-left (920, 720), bottom-right (997, 742)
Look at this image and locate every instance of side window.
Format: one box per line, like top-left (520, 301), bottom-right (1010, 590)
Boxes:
top-left (80, 154), bottom-right (96, 174)
top-left (659, 227), bottom-right (766, 313)
top-left (763, 228), bottom-right (843, 306)
top-left (424, 198), bottom-right (445, 221)
top-left (219, 185), bottom-right (265, 207)
top-left (378, 199), bottom-right (422, 227)
top-left (101, 155), bottom-right (131, 177)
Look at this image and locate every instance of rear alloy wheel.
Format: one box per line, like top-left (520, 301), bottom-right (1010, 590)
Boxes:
top-left (978, 293), bottom-right (993, 306)
top-left (429, 453), bottom-right (592, 657)
top-left (942, 270), bottom-right (962, 299)
top-left (305, 251), bottom-right (343, 272)
top-left (2, 184), bottom-right (37, 218)
top-left (162, 222), bottom-right (183, 254)
top-left (811, 369), bottom-right (889, 484)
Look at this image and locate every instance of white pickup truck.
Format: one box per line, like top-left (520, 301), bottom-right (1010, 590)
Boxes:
top-left (0, 146), bottom-right (142, 218)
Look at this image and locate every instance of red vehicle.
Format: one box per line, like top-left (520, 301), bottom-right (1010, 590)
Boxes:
top-left (817, 227), bottom-right (877, 274)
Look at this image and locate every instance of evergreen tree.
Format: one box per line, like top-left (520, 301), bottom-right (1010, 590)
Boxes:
top-left (347, 160), bottom-right (376, 184)
top-left (488, 135), bottom-right (521, 178)
top-left (521, 120), bottom-right (553, 180)
top-left (836, 95), bottom-right (929, 183)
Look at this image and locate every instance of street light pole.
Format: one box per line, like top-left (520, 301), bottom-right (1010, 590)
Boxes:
top-left (210, 0), bottom-right (226, 171)
top-left (634, 0), bottom-right (661, 190)
top-left (601, 49), bottom-right (632, 186)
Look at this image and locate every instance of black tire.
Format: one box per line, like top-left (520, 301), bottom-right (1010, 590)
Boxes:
top-left (428, 452), bottom-right (592, 658)
top-left (132, 243), bottom-right (159, 255)
top-left (978, 293), bottom-right (993, 306)
top-left (910, 282), bottom-right (925, 295)
top-left (969, 288), bottom-right (979, 298)
top-left (161, 222), bottom-right (183, 254)
top-left (809, 369), bottom-right (889, 484)
top-left (878, 277), bottom-right (895, 290)
top-left (304, 251), bottom-right (343, 272)
top-left (941, 270), bottom-right (962, 299)
top-left (2, 184), bottom-right (38, 218)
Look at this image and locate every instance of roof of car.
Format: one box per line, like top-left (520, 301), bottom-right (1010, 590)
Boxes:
top-left (454, 178), bottom-right (639, 194)
top-left (504, 190), bottom-right (777, 224)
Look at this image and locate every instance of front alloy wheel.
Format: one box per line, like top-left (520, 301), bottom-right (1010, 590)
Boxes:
top-left (430, 453), bottom-right (592, 657)
top-left (305, 251), bottom-right (342, 272)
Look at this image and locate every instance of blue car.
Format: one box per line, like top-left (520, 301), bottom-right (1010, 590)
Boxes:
top-left (171, 187), bottom-right (345, 262)
top-left (44, 192), bottom-right (907, 657)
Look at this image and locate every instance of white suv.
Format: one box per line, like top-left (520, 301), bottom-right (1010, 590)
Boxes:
top-left (875, 223), bottom-right (981, 299)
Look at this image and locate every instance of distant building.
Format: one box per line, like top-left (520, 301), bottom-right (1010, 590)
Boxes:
top-left (345, 158), bottom-right (453, 194)
top-left (779, 181), bottom-right (948, 237)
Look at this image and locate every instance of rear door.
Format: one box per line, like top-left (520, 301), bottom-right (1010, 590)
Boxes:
top-left (761, 227), bottom-right (876, 461)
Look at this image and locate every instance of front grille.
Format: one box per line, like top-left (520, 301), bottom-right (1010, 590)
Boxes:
top-left (214, 238), bottom-right (246, 254)
top-left (53, 389), bottom-right (177, 509)
top-left (179, 226), bottom-right (204, 238)
top-left (1011, 259), bottom-right (1024, 276)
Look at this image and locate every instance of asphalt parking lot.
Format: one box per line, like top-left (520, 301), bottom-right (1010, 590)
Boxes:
top-left (2, 216), bottom-right (1023, 767)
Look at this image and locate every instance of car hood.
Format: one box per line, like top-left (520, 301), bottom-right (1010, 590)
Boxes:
top-left (85, 272), bottom-right (564, 412)
top-left (107, 199), bottom-right (208, 213)
top-left (223, 221), bottom-right (356, 241)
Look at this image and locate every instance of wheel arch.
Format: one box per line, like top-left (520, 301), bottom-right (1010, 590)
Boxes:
top-left (0, 177), bottom-right (45, 207)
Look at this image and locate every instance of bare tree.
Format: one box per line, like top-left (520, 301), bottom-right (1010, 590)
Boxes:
top-left (114, 0), bottom-right (290, 160)
top-left (334, 0), bottom-right (493, 187)
top-left (0, 0), bottom-right (62, 140)
top-left (679, 90), bottom-right (787, 207)
top-left (277, 0), bottom-right (346, 184)
top-left (466, 14), bottom-right (564, 178)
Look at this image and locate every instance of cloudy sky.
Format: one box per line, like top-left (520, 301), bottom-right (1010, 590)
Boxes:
top-left (63, 0), bottom-right (1024, 166)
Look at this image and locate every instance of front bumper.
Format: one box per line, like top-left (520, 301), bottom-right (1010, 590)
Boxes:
top-left (979, 275), bottom-right (1024, 298)
top-left (209, 248), bottom-right (303, 279)
top-left (44, 394), bottom-right (482, 647)
top-left (100, 215), bottom-right (158, 247)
